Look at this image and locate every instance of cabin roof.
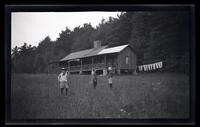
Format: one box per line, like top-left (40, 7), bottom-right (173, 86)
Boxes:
top-left (60, 44), bottom-right (129, 61)
top-left (85, 45), bottom-right (108, 57)
top-left (60, 48), bottom-right (93, 61)
top-left (97, 44), bottom-right (128, 55)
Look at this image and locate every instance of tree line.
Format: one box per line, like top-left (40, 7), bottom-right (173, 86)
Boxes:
top-left (11, 11), bottom-right (191, 74)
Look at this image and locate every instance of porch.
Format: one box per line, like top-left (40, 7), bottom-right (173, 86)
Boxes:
top-left (66, 63), bottom-right (106, 72)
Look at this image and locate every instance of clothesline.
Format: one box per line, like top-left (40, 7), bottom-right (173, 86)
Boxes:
top-left (138, 61), bottom-right (163, 72)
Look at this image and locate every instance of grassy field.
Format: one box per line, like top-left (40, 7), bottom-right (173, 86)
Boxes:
top-left (11, 72), bottom-right (190, 119)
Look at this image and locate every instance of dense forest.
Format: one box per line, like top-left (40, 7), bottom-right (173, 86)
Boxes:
top-left (11, 11), bottom-right (191, 74)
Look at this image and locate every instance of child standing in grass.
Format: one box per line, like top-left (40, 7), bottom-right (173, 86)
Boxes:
top-left (91, 69), bottom-right (97, 89)
top-left (58, 68), bottom-right (69, 96)
top-left (108, 67), bottom-right (113, 89)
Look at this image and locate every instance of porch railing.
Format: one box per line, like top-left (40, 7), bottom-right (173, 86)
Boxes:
top-left (67, 63), bottom-right (106, 71)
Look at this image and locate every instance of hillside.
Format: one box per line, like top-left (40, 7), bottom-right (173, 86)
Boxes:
top-left (11, 73), bottom-right (189, 119)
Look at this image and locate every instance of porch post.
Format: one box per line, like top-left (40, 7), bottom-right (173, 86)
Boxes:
top-left (80, 59), bottom-right (82, 74)
top-left (103, 55), bottom-right (107, 76)
top-left (104, 55), bottom-right (107, 67)
top-left (92, 57), bottom-right (94, 68)
top-left (68, 60), bottom-right (70, 71)
top-left (81, 59), bottom-right (82, 69)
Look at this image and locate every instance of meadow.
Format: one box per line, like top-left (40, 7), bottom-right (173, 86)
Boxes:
top-left (11, 72), bottom-right (190, 119)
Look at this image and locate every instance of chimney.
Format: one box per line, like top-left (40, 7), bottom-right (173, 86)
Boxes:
top-left (93, 40), bottom-right (101, 48)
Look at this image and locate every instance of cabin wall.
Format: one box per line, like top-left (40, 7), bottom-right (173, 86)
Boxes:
top-left (106, 54), bottom-right (118, 68)
top-left (117, 47), bottom-right (137, 70)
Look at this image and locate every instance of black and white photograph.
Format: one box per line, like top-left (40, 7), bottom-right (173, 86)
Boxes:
top-left (5, 4), bottom-right (195, 124)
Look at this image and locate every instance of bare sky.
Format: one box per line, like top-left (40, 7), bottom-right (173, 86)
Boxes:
top-left (11, 12), bottom-right (121, 49)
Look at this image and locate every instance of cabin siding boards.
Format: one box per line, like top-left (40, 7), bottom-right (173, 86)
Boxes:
top-left (106, 53), bottom-right (117, 67)
top-left (117, 47), bottom-right (137, 70)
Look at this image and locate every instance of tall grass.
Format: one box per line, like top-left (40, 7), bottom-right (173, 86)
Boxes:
top-left (11, 72), bottom-right (189, 119)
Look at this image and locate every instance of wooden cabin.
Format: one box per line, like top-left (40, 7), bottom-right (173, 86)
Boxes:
top-left (59, 41), bottom-right (137, 75)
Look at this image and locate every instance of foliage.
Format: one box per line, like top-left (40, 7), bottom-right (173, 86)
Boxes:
top-left (11, 11), bottom-right (190, 73)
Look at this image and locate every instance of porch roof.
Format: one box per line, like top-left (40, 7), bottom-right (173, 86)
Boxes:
top-left (60, 44), bottom-right (128, 61)
top-left (60, 48), bottom-right (93, 61)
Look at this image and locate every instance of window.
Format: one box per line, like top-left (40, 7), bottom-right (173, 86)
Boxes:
top-left (126, 56), bottom-right (129, 64)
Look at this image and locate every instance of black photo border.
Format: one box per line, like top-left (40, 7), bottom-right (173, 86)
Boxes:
top-left (4, 3), bottom-right (196, 125)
